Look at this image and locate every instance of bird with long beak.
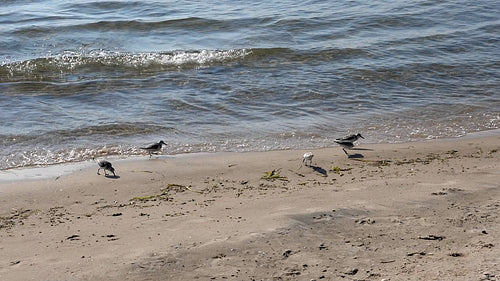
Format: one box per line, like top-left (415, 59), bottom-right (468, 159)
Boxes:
top-left (141, 140), bottom-right (167, 158)
top-left (302, 152), bottom-right (314, 166)
top-left (334, 133), bottom-right (364, 156)
top-left (95, 159), bottom-right (116, 177)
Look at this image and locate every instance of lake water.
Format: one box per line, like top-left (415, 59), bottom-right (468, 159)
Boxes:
top-left (1, 0), bottom-right (499, 170)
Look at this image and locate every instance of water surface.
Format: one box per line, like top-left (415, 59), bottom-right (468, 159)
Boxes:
top-left (1, 0), bottom-right (499, 169)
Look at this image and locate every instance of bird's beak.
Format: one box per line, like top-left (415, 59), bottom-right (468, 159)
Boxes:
top-left (360, 135), bottom-right (365, 139)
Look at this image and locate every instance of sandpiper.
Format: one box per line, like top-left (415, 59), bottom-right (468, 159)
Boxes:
top-left (141, 140), bottom-right (167, 157)
top-left (303, 152), bottom-right (314, 166)
top-left (96, 159), bottom-right (116, 177)
top-left (334, 133), bottom-right (364, 156)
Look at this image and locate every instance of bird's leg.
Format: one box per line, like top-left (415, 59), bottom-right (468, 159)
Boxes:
top-left (97, 168), bottom-right (100, 175)
top-left (342, 148), bottom-right (349, 156)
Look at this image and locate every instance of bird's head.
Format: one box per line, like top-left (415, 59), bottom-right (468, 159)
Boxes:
top-left (159, 140), bottom-right (166, 145)
top-left (357, 133), bottom-right (365, 139)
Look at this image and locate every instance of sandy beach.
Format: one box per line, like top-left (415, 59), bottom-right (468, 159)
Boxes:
top-left (1, 134), bottom-right (499, 281)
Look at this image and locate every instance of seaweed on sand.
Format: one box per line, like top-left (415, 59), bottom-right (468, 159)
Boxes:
top-left (261, 169), bottom-right (288, 181)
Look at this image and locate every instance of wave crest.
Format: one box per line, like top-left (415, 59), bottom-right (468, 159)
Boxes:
top-left (0, 49), bottom-right (251, 82)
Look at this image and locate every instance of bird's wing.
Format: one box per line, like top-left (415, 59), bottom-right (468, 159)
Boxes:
top-left (334, 140), bottom-right (354, 145)
top-left (142, 144), bottom-right (158, 149)
top-left (338, 135), bottom-right (356, 142)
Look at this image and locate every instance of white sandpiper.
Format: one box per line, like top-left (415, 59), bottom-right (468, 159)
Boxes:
top-left (141, 140), bottom-right (167, 158)
top-left (95, 159), bottom-right (116, 177)
top-left (334, 133), bottom-right (364, 156)
top-left (303, 152), bottom-right (314, 166)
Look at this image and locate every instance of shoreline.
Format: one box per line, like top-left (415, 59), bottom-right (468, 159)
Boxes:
top-left (0, 133), bottom-right (499, 280)
top-left (2, 128), bottom-right (500, 184)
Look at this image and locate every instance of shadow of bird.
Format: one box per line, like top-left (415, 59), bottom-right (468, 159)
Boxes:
top-left (311, 165), bottom-right (328, 176)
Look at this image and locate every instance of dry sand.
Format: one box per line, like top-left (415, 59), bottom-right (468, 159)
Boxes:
top-left (0, 134), bottom-right (499, 281)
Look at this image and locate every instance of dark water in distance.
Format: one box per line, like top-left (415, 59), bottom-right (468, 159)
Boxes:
top-left (1, 0), bottom-right (499, 169)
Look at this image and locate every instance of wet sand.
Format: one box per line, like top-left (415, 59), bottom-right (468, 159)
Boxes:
top-left (1, 134), bottom-right (499, 281)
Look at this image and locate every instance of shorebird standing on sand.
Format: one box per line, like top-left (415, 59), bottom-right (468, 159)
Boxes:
top-left (141, 140), bottom-right (166, 158)
top-left (95, 159), bottom-right (116, 177)
top-left (334, 133), bottom-right (364, 156)
top-left (303, 152), bottom-right (314, 166)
